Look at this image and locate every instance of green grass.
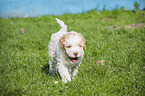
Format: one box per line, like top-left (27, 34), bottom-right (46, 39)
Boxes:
top-left (0, 10), bottom-right (145, 95)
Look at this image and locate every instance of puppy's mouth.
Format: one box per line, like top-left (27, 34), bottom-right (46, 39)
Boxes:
top-left (68, 57), bottom-right (79, 63)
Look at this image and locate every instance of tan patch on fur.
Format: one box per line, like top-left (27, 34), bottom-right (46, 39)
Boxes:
top-left (65, 32), bottom-right (77, 38)
top-left (59, 35), bottom-right (66, 50)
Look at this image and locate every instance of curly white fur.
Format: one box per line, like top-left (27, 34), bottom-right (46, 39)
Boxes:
top-left (49, 18), bottom-right (86, 83)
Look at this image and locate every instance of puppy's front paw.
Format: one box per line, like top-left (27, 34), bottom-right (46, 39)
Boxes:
top-left (62, 77), bottom-right (71, 83)
top-left (72, 77), bottom-right (76, 79)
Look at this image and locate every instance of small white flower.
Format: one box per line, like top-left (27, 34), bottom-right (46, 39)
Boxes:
top-left (54, 81), bottom-right (58, 84)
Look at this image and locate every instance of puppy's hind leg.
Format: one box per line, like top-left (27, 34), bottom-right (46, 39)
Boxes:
top-left (49, 57), bottom-right (57, 75)
top-left (48, 39), bottom-right (57, 75)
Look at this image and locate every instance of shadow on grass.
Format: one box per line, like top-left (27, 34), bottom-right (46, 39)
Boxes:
top-left (41, 63), bottom-right (60, 78)
top-left (41, 63), bottom-right (50, 75)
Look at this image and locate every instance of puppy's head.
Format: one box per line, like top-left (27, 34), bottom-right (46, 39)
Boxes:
top-left (59, 31), bottom-right (86, 63)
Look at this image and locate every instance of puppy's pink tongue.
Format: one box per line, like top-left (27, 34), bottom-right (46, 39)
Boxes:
top-left (72, 59), bottom-right (78, 63)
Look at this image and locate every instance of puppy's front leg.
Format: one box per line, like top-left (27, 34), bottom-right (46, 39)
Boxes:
top-left (57, 64), bottom-right (71, 83)
top-left (71, 67), bottom-right (79, 79)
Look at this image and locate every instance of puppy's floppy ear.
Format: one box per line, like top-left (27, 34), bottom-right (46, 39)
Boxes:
top-left (59, 35), bottom-right (66, 50)
top-left (78, 33), bottom-right (86, 50)
top-left (82, 37), bottom-right (86, 50)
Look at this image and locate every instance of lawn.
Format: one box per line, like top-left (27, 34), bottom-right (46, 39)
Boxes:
top-left (0, 10), bottom-right (145, 95)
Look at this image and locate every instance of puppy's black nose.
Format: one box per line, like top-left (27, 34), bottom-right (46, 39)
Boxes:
top-left (73, 52), bottom-right (78, 56)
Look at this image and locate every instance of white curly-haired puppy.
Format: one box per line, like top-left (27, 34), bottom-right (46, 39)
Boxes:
top-left (49, 18), bottom-right (86, 83)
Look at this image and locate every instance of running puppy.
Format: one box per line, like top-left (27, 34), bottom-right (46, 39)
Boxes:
top-left (49, 18), bottom-right (86, 83)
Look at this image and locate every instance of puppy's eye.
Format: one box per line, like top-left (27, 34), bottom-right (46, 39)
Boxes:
top-left (79, 45), bottom-right (83, 47)
top-left (66, 45), bottom-right (72, 48)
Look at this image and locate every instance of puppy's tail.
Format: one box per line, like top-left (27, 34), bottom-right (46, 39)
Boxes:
top-left (56, 18), bottom-right (67, 32)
